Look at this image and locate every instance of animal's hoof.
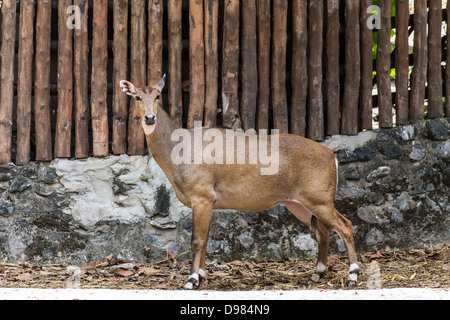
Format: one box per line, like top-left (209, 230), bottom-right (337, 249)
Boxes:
top-left (183, 280), bottom-right (199, 290)
top-left (308, 272), bottom-right (323, 285)
top-left (183, 274), bottom-right (200, 290)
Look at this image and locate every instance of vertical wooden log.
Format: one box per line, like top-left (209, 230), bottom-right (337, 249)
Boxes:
top-left (0, 0), bottom-right (17, 164)
top-left (360, 0), bottom-right (373, 130)
top-left (91, 0), bottom-right (109, 157)
top-left (148, 0), bottom-right (164, 85)
top-left (55, 0), bottom-right (74, 158)
top-left (325, 0), bottom-right (340, 136)
top-left (446, 0), bottom-right (450, 117)
top-left (35, 0), bottom-right (53, 161)
top-left (395, 0), bottom-right (409, 125)
top-left (272, 0), bottom-right (289, 134)
top-left (257, 0), bottom-right (271, 132)
top-left (74, 0), bottom-right (89, 158)
top-left (341, 0), bottom-right (360, 135)
top-left (168, 0), bottom-right (183, 125)
top-left (410, 0), bottom-right (427, 123)
top-left (128, 0), bottom-right (146, 155)
top-left (16, 0), bottom-right (35, 165)
top-left (307, 0), bottom-right (324, 140)
top-left (241, 0), bottom-right (257, 131)
top-left (204, 0), bottom-right (219, 128)
top-left (221, 0), bottom-right (240, 129)
top-left (427, 0), bottom-right (443, 119)
top-left (187, 0), bottom-right (205, 128)
top-left (112, 0), bottom-right (129, 155)
top-left (377, 0), bottom-right (392, 128)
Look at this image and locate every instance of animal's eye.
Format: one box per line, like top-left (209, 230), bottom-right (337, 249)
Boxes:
top-left (136, 96), bottom-right (142, 101)
top-left (155, 94), bottom-right (160, 100)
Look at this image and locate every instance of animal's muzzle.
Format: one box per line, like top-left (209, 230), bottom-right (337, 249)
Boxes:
top-left (144, 114), bottom-right (157, 126)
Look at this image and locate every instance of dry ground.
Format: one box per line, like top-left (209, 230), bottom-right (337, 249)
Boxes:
top-left (1, 244), bottom-right (449, 291)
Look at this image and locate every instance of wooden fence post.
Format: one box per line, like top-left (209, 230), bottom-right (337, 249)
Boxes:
top-left (377, 0), bottom-right (392, 128)
top-left (74, 0), bottom-right (89, 159)
top-left (35, 0), bottom-right (53, 161)
top-left (128, 0), bottom-right (146, 155)
top-left (204, 0), bottom-right (219, 128)
top-left (341, 0), bottom-right (360, 135)
top-left (112, 0), bottom-right (129, 155)
top-left (410, 0), bottom-right (427, 123)
top-left (55, 0), bottom-right (74, 158)
top-left (395, 0), bottom-right (409, 125)
top-left (307, 0), bottom-right (324, 140)
top-left (168, 0), bottom-right (183, 125)
top-left (187, 0), bottom-right (205, 128)
top-left (447, 0), bottom-right (450, 117)
top-left (241, 0), bottom-right (257, 131)
top-left (91, 0), bottom-right (109, 157)
top-left (360, 0), bottom-right (373, 130)
top-left (16, 0), bottom-right (35, 165)
top-left (427, 0), bottom-right (443, 119)
top-left (257, 0), bottom-right (271, 132)
top-left (0, 0), bottom-right (17, 164)
top-left (326, 0), bottom-right (340, 135)
top-left (221, 0), bottom-right (240, 129)
top-left (272, 0), bottom-right (289, 134)
top-left (148, 0), bottom-right (164, 86)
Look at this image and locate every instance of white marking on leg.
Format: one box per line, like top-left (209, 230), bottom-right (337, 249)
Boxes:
top-left (316, 262), bottom-right (326, 274)
top-left (183, 273), bottom-right (199, 290)
top-left (348, 272), bottom-right (358, 282)
top-left (350, 263), bottom-right (359, 273)
top-left (199, 268), bottom-right (206, 278)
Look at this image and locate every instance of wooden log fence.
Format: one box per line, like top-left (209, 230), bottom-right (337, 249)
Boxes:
top-left (0, 0), bottom-right (449, 165)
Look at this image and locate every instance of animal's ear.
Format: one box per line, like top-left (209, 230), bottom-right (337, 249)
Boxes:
top-left (120, 80), bottom-right (137, 96)
top-left (157, 74), bottom-right (166, 92)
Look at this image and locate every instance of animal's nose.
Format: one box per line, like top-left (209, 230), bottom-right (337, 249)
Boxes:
top-left (144, 114), bottom-right (157, 125)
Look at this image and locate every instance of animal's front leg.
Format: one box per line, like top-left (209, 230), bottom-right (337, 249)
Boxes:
top-left (184, 198), bottom-right (213, 290)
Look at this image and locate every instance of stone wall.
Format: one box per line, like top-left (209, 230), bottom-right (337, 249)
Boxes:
top-left (0, 119), bottom-right (449, 265)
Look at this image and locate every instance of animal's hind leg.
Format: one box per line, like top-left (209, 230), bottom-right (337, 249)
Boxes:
top-left (313, 206), bottom-right (360, 287)
top-left (309, 217), bottom-right (331, 284)
top-left (285, 201), bottom-right (330, 284)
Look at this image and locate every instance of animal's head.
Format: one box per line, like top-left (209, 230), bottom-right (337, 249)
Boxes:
top-left (120, 74), bottom-right (166, 133)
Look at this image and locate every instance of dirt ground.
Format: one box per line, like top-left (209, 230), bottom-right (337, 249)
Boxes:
top-left (1, 244), bottom-right (449, 291)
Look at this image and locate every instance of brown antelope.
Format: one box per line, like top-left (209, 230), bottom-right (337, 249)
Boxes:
top-left (120, 75), bottom-right (360, 289)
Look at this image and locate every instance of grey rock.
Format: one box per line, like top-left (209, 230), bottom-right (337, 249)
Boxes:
top-left (0, 165), bottom-right (18, 181)
top-left (38, 166), bottom-right (58, 184)
top-left (388, 207), bottom-right (403, 223)
top-left (366, 228), bottom-right (384, 245)
top-left (377, 129), bottom-right (392, 142)
top-left (409, 141), bottom-right (425, 161)
top-left (393, 192), bottom-right (414, 211)
top-left (338, 185), bottom-right (365, 199)
top-left (34, 183), bottom-right (55, 197)
top-left (337, 150), bottom-right (357, 163)
top-left (425, 119), bottom-right (448, 141)
top-left (344, 167), bottom-right (360, 180)
top-left (393, 124), bottom-right (418, 141)
top-left (9, 177), bottom-right (31, 193)
top-left (0, 199), bottom-right (15, 217)
top-left (366, 166), bottom-right (391, 182)
top-left (432, 142), bottom-right (450, 159)
top-left (354, 146), bottom-right (375, 162)
top-left (379, 144), bottom-right (402, 159)
top-left (237, 234), bottom-right (254, 250)
top-left (357, 207), bottom-right (389, 224)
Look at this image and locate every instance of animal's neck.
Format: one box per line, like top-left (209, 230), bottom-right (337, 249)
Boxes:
top-left (146, 105), bottom-right (180, 183)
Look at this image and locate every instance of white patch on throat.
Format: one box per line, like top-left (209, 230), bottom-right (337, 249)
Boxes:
top-left (142, 120), bottom-right (156, 135)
